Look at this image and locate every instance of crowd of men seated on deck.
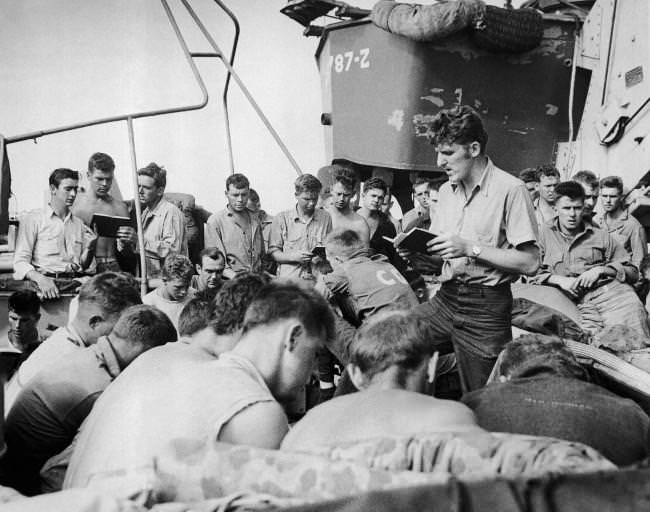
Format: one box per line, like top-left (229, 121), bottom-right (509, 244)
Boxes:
top-left (2, 105), bottom-right (650, 499)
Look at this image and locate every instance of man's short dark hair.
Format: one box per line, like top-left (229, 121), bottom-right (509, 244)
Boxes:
top-left (600, 175), bottom-right (624, 194)
top-left (429, 105), bottom-right (488, 154)
top-left (8, 290), bottom-right (40, 316)
top-left (199, 247), bottom-right (225, 264)
top-left (162, 254), bottom-right (194, 283)
top-left (88, 152), bottom-right (115, 173)
top-left (242, 282), bottom-right (335, 342)
top-left (350, 310), bottom-right (435, 386)
top-left (295, 174), bottom-right (323, 195)
top-left (137, 163), bottom-right (167, 189)
top-left (499, 334), bottom-right (588, 381)
top-left (77, 272), bottom-right (142, 317)
top-left (326, 229), bottom-right (365, 260)
top-left (225, 173), bottom-right (250, 192)
top-left (332, 167), bottom-right (358, 190)
top-left (555, 181), bottom-right (585, 202)
top-left (536, 164), bottom-right (561, 180)
top-left (111, 305), bottom-right (177, 349)
top-left (572, 170), bottom-right (599, 189)
top-left (210, 272), bottom-right (271, 335)
top-left (178, 297), bottom-right (212, 337)
top-left (413, 175), bottom-right (431, 188)
top-left (519, 168), bottom-right (539, 184)
top-left (362, 177), bottom-right (388, 194)
top-left (49, 168), bottom-right (79, 188)
top-left (248, 188), bottom-right (260, 203)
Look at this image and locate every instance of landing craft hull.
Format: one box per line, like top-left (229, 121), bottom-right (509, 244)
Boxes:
top-left (316, 17), bottom-right (590, 176)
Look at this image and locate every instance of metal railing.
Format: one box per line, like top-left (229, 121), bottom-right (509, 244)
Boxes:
top-left (5, 0), bottom-right (302, 295)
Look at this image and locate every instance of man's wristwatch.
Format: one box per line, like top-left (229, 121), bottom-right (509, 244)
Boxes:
top-left (471, 245), bottom-right (482, 259)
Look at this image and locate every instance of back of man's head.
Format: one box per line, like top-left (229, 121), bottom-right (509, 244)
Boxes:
top-left (78, 272), bottom-right (142, 319)
top-left (110, 305), bottom-right (177, 365)
top-left (350, 310), bottom-right (435, 387)
top-left (178, 297), bottom-right (212, 337)
top-left (499, 334), bottom-right (588, 381)
top-left (210, 272), bottom-right (270, 336)
top-left (326, 229), bottom-right (366, 261)
top-left (242, 282), bottom-right (335, 342)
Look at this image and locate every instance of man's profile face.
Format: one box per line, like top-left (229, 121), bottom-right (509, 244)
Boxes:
top-left (226, 185), bottom-right (250, 213)
top-left (246, 197), bottom-right (260, 213)
top-left (525, 181), bottom-right (539, 199)
top-left (199, 256), bottom-right (225, 289)
top-left (362, 188), bottom-right (385, 212)
top-left (8, 309), bottom-right (39, 348)
top-left (380, 193), bottom-right (393, 214)
top-left (435, 142), bottom-right (475, 184)
top-left (296, 191), bottom-right (319, 215)
top-left (539, 175), bottom-right (559, 204)
top-left (600, 186), bottom-right (621, 214)
top-left (413, 183), bottom-right (430, 209)
top-left (88, 168), bottom-right (114, 198)
top-left (51, 178), bottom-right (79, 209)
top-left (555, 195), bottom-right (584, 232)
top-left (331, 181), bottom-right (353, 210)
top-left (578, 182), bottom-right (599, 219)
top-left (138, 175), bottom-right (163, 207)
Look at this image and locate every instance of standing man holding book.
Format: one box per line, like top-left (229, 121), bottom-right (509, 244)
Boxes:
top-left (72, 153), bottom-right (137, 273)
top-left (398, 106), bottom-right (539, 392)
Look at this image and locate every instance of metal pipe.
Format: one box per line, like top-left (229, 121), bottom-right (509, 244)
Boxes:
top-left (127, 117), bottom-right (148, 297)
top-left (214, 0), bottom-right (241, 175)
top-left (6, 0), bottom-right (209, 145)
top-left (182, 0), bottom-right (303, 176)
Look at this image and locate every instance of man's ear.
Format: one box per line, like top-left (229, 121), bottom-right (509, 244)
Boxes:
top-left (348, 364), bottom-right (368, 390)
top-left (468, 141), bottom-right (482, 157)
top-left (286, 323), bottom-right (304, 352)
top-left (89, 315), bottom-right (104, 330)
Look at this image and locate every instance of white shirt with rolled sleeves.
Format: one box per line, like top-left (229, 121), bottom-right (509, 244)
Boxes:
top-left (13, 206), bottom-right (93, 280)
top-left (140, 198), bottom-right (187, 279)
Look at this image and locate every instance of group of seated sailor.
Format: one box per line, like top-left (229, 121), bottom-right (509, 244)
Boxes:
top-left (2, 105), bottom-right (650, 498)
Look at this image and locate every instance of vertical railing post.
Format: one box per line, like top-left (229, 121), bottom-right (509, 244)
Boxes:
top-left (127, 116), bottom-right (148, 297)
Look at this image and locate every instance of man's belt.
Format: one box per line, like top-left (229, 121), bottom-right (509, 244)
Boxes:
top-left (42, 271), bottom-right (84, 279)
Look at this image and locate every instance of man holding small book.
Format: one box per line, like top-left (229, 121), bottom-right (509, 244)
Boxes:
top-left (397, 106), bottom-right (539, 392)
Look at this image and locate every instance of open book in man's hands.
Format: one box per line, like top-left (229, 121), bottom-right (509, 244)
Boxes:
top-left (383, 227), bottom-right (437, 254)
top-left (91, 214), bottom-right (134, 238)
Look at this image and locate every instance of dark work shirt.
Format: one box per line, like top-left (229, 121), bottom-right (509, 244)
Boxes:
top-left (1, 336), bottom-right (122, 495)
top-left (369, 212), bottom-right (407, 274)
top-left (462, 375), bottom-right (650, 466)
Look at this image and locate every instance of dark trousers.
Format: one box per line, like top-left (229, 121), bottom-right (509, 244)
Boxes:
top-left (415, 281), bottom-right (513, 392)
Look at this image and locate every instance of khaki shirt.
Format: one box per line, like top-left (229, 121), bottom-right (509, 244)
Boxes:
top-left (269, 206), bottom-right (332, 281)
top-left (13, 206), bottom-right (93, 280)
top-left (431, 158), bottom-right (538, 285)
top-left (205, 207), bottom-right (264, 274)
top-left (593, 209), bottom-right (647, 271)
top-left (532, 219), bottom-right (638, 285)
top-left (141, 198), bottom-right (187, 279)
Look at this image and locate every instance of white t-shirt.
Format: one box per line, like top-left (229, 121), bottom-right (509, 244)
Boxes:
top-left (142, 287), bottom-right (195, 329)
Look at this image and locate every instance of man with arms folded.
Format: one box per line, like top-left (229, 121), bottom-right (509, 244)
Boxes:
top-left (72, 152), bottom-right (137, 273)
top-left (463, 334), bottom-right (649, 466)
top-left (270, 174), bottom-right (332, 283)
top-left (0, 305), bottom-right (176, 495)
top-left (13, 168), bottom-right (98, 299)
top-left (594, 175), bottom-right (647, 273)
top-left (530, 181), bottom-right (649, 337)
top-left (5, 272), bottom-right (142, 409)
top-left (400, 105), bottom-right (539, 392)
top-left (282, 310), bottom-right (481, 452)
top-left (63, 282), bottom-right (334, 488)
top-left (205, 173), bottom-right (264, 280)
top-left (137, 163), bottom-right (187, 280)
top-left (325, 167), bottom-right (370, 243)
